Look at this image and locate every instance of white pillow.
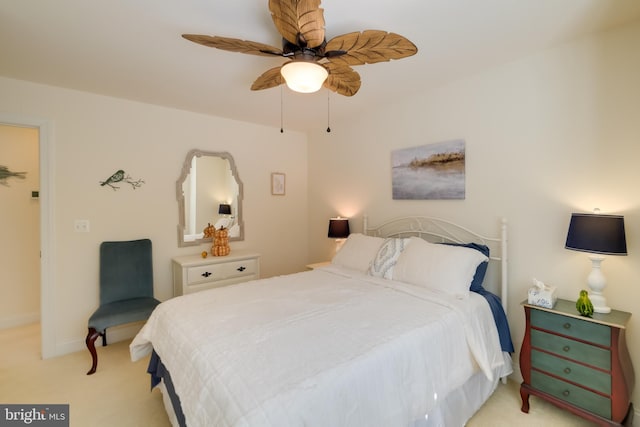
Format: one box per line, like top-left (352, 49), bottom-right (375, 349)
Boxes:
top-left (368, 238), bottom-right (411, 279)
top-left (392, 237), bottom-right (488, 298)
top-left (331, 233), bottom-right (385, 273)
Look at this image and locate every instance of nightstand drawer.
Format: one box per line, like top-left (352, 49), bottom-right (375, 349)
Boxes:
top-left (531, 329), bottom-right (610, 369)
top-left (531, 309), bottom-right (610, 346)
top-left (186, 258), bottom-right (258, 285)
top-left (173, 251), bottom-right (261, 297)
top-left (531, 370), bottom-right (611, 419)
top-left (531, 349), bottom-right (611, 394)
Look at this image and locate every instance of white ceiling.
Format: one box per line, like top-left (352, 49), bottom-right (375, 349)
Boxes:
top-left (2, 0), bottom-right (640, 132)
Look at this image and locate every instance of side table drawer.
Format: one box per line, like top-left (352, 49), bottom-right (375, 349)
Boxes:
top-left (186, 258), bottom-right (258, 285)
top-left (531, 309), bottom-right (610, 346)
top-left (173, 251), bottom-right (261, 297)
top-left (184, 273), bottom-right (259, 294)
top-left (531, 329), bottom-right (610, 369)
top-left (531, 370), bottom-right (611, 419)
top-left (531, 349), bottom-right (611, 394)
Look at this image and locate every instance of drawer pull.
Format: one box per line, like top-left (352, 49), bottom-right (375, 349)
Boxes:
top-left (562, 390), bottom-right (570, 397)
top-left (564, 367), bottom-right (571, 374)
top-left (563, 345), bottom-right (570, 352)
top-left (563, 322), bottom-right (571, 329)
top-left (201, 271), bottom-right (212, 278)
top-left (237, 266), bottom-right (246, 272)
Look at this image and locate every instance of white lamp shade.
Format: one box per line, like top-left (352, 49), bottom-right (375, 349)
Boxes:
top-left (280, 61), bottom-right (328, 93)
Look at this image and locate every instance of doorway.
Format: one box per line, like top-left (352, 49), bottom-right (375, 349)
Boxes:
top-left (0, 124), bottom-right (39, 333)
top-left (0, 114), bottom-right (54, 359)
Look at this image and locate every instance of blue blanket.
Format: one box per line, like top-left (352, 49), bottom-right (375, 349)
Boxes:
top-left (473, 288), bottom-right (514, 353)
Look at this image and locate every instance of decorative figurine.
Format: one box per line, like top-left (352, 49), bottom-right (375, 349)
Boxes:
top-left (203, 223), bottom-right (215, 238)
top-left (576, 290), bottom-right (594, 317)
top-left (211, 226), bottom-right (230, 256)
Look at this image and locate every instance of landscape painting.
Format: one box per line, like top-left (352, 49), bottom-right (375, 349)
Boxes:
top-left (392, 139), bottom-right (466, 200)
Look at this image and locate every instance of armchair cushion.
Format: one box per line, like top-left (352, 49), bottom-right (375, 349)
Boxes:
top-left (88, 297), bottom-right (160, 334)
top-left (100, 239), bottom-right (154, 304)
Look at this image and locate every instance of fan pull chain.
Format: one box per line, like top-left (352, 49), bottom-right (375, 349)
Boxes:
top-left (326, 91), bottom-right (331, 133)
top-left (280, 86), bottom-right (284, 133)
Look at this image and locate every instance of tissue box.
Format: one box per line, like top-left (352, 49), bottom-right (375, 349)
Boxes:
top-left (528, 285), bottom-right (557, 308)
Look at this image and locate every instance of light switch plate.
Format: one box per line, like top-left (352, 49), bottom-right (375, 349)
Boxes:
top-left (74, 220), bottom-right (90, 232)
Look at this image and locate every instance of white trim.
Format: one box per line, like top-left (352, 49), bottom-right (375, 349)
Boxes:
top-left (0, 312), bottom-right (40, 329)
top-left (0, 113), bottom-right (56, 359)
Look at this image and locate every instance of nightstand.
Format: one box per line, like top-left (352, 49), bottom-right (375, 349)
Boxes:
top-left (172, 250), bottom-right (260, 296)
top-left (520, 299), bottom-right (635, 426)
top-left (306, 261), bottom-right (331, 270)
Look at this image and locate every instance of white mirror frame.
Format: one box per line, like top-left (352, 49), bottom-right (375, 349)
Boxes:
top-left (176, 149), bottom-right (244, 247)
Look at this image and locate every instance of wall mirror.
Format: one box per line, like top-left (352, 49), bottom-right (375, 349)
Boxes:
top-left (177, 149), bottom-right (244, 247)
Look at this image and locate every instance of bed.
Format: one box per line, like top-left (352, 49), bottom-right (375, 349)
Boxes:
top-left (130, 216), bottom-right (514, 427)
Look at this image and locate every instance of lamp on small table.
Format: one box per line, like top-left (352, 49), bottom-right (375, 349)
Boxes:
top-left (218, 204), bottom-right (231, 215)
top-left (328, 217), bottom-right (350, 239)
top-left (565, 210), bottom-right (627, 314)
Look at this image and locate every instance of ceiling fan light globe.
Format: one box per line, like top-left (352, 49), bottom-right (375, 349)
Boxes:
top-left (280, 61), bottom-right (328, 93)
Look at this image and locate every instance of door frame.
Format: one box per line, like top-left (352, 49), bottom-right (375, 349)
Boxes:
top-left (0, 113), bottom-right (55, 358)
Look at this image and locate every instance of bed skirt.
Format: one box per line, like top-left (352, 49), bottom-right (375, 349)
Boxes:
top-left (148, 350), bottom-right (186, 427)
top-left (148, 351), bottom-right (512, 427)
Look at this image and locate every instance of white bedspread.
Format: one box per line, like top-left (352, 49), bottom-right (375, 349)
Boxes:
top-left (131, 265), bottom-right (505, 427)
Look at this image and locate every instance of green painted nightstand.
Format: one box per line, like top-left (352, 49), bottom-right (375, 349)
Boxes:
top-left (519, 299), bottom-right (635, 426)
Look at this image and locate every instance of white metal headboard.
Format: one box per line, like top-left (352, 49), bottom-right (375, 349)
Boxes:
top-left (363, 216), bottom-right (508, 315)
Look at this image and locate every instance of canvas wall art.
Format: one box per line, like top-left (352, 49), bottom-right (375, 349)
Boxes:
top-left (391, 139), bottom-right (465, 200)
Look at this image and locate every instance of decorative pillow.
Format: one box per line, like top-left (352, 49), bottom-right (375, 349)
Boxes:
top-left (368, 238), bottom-right (411, 279)
top-left (440, 242), bottom-right (490, 292)
top-left (331, 233), bottom-right (385, 273)
top-left (392, 237), bottom-right (489, 298)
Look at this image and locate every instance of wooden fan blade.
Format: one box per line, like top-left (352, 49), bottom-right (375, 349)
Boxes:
top-left (269, 0), bottom-right (325, 48)
top-left (251, 66), bottom-right (285, 91)
top-left (182, 34), bottom-right (283, 57)
top-left (325, 30), bottom-right (417, 66)
top-left (323, 63), bottom-right (361, 97)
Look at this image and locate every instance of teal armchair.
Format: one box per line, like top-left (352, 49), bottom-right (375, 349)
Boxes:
top-left (85, 239), bottom-right (160, 375)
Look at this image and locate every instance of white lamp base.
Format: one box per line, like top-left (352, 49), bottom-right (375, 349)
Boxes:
top-left (587, 255), bottom-right (611, 314)
top-left (589, 293), bottom-right (611, 314)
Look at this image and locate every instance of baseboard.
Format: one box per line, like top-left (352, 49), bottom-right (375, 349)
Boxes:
top-left (0, 312), bottom-right (40, 330)
top-left (52, 321), bottom-right (145, 358)
top-left (509, 359), bottom-right (523, 384)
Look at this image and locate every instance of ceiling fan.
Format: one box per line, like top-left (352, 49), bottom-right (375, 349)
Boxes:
top-left (182, 0), bottom-right (418, 96)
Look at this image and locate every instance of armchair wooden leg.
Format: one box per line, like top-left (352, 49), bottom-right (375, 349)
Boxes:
top-left (86, 327), bottom-right (101, 375)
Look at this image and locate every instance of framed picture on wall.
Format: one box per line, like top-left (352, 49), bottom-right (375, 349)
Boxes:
top-left (271, 172), bottom-right (286, 195)
top-left (391, 139), bottom-right (466, 200)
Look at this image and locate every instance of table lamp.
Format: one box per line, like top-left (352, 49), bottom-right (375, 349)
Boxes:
top-left (565, 211), bottom-right (627, 314)
top-left (328, 217), bottom-right (350, 239)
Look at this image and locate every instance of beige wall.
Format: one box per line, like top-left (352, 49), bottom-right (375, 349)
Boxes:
top-left (308, 21), bottom-right (640, 409)
top-left (0, 77), bottom-right (309, 355)
top-left (0, 125), bottom-right (40, 327)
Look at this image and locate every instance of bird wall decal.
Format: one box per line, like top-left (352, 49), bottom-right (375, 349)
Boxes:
top-left (0, 165), bottom-right (27, 187)
top-left (99, 169), bottom-right (145, 190)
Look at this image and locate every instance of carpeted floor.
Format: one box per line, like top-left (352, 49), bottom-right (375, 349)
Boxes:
top-left (0, 323), bottom-right (598, 426)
